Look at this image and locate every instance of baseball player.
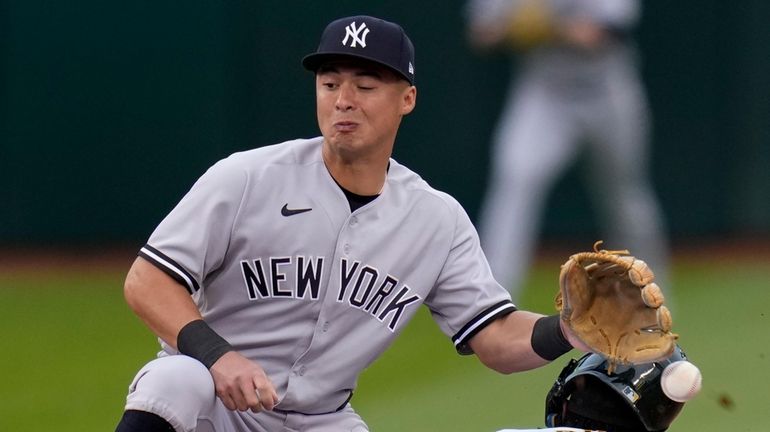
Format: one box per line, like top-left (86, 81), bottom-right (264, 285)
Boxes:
top-left (465, 0), bottom-right (670, 302)
top-left (115, 15), bottom-right (590, 432)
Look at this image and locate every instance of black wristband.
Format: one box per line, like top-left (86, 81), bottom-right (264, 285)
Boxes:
top-left (177, 319), bottom-right (234, 369)
top-left (531, 315), bottom-right (573, 361)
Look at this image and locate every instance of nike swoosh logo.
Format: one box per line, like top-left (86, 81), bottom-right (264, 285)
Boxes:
top-left (281, 203), bottom-right (312, 217)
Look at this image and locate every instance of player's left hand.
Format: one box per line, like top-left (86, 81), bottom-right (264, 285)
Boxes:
top-left (209, 351), bottom-right (279, 413)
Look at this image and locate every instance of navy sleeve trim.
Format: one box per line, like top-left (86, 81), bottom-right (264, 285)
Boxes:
top-left (138, 244), bottom-right (200, 294)
top-left (452, 301), bottom-right (517, 355)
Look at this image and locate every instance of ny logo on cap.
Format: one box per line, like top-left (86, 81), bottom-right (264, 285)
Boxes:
top-left (342, 21), bottom-right (370, 48)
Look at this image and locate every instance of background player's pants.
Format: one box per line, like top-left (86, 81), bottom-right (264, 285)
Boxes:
top-left (123, 355), bottom-right (368, 432)
top-left (478, 66), bottom-right (669, 302)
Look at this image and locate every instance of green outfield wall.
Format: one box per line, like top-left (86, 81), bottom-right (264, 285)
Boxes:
top-left (3, 1), bottom-right (769, 245)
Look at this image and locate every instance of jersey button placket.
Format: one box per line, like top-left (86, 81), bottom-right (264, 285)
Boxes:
top-left (342, 215), bottom-right (357, 255)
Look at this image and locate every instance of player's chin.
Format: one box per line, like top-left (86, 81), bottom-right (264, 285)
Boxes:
top-left (325, 133), bottom-right (360, 151)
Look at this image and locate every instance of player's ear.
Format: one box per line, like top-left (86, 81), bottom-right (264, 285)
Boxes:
top-left (400, 85), bottom-right (416, 115)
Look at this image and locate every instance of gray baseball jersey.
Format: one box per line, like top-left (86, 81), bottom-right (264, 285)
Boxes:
top-left (139, 137), bottom-right (515, 414)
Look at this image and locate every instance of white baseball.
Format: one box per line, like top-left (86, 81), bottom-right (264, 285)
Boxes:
top-left (661, 360), bottom-right (702, 402)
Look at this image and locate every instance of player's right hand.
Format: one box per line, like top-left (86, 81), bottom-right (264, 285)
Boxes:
top-left (209, 351), bottom-right (279, 413)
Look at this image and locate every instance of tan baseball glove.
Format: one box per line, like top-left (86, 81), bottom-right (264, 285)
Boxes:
top-left (557, 241), bottom-right (678, 373)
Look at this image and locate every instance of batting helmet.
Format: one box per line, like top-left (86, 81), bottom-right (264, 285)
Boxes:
top-left (545, 346), bottom-right (688, 432)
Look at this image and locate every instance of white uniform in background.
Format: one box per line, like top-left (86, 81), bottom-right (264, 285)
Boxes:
top-left (466, 0), bottom-right (669, 301)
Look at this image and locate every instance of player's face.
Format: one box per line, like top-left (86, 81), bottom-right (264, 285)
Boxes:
top-left (315, 59), bottom-right (416, 162)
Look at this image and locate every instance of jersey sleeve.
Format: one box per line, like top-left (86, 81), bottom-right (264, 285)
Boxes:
top-left (424, 200), bottom-right (516, 355)
top-left (139, 156), bottom-right (248, 293)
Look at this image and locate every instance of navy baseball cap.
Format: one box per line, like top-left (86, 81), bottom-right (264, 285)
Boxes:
top-left (302, 15), bottom-right (416, 85)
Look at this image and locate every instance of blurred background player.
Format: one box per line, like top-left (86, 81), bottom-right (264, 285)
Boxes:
top-left (464, 0), bottom-right (670, 302)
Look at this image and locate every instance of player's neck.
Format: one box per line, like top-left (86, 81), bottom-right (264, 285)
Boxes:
top-left (328, 166), bottom-right (386, 196)
top-left (322, 150), bottom-right (388, 196)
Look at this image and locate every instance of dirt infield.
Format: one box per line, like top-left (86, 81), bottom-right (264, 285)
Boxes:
top-left (526, 236), bottom-right (770, 268)
top-left (0, 245), bottom-right (138, 274)
top-left (1, 237), bottom-right (769, 275)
